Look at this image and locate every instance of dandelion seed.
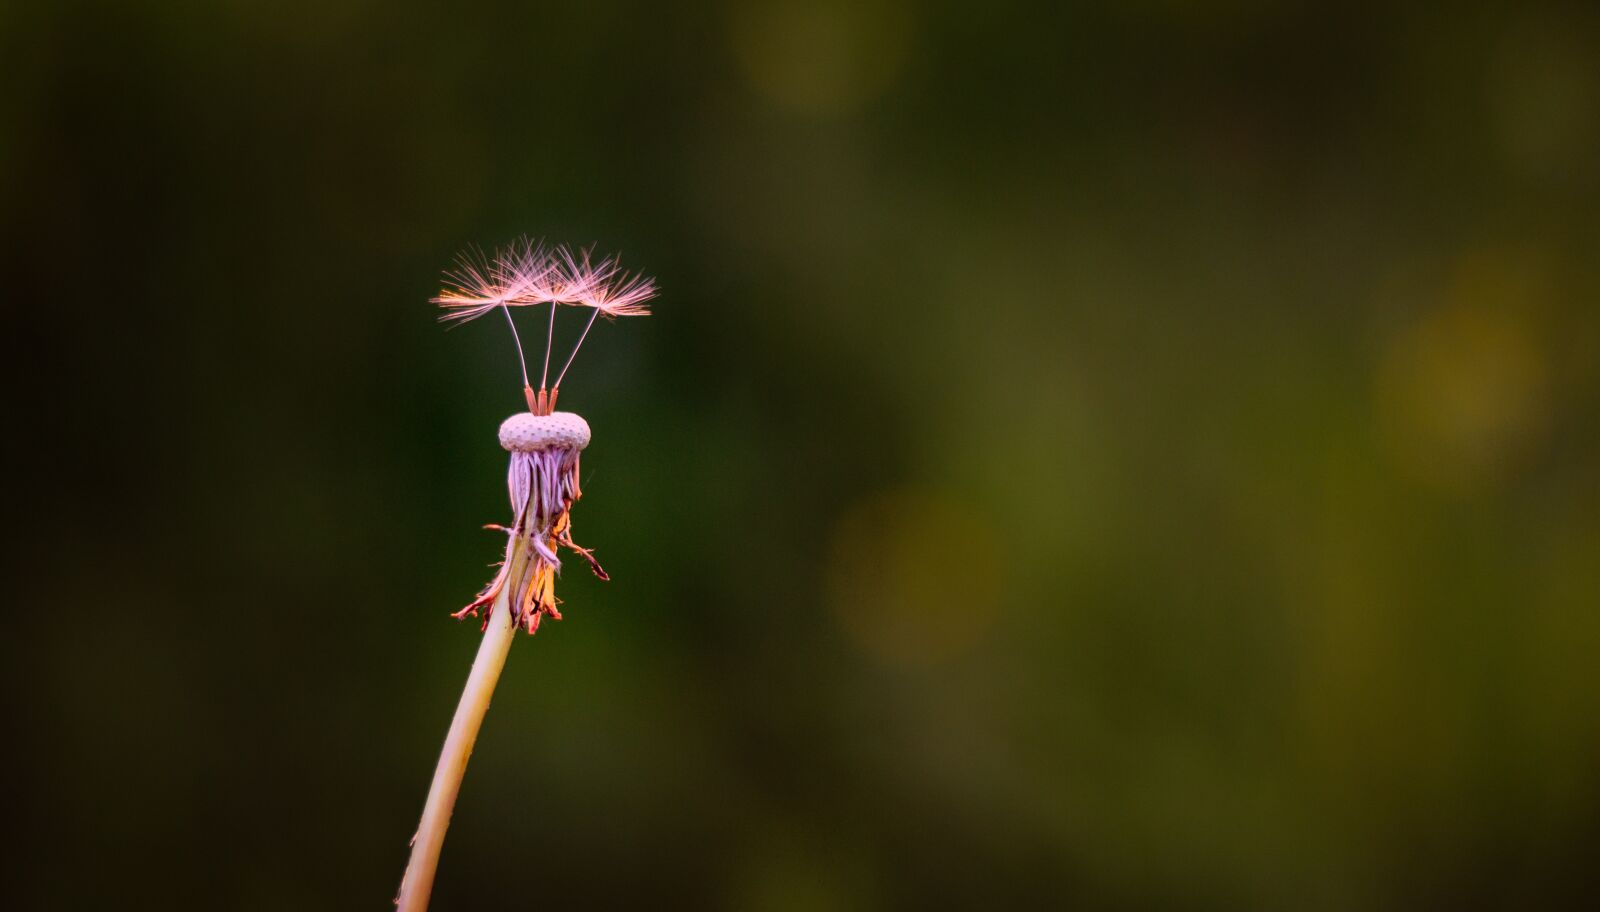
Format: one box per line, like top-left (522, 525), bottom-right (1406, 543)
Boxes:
top-left (553, 245), bottom-right (657, 316)
top-left (582, 267), bottom-right (657, 317)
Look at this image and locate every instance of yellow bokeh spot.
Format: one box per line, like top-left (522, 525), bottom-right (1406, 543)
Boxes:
top-left (826, 488), bottom-right (1002, 667)
top-left (728, 0), bottom-right (914, 116)
top-left (1376, 250), bottom-right (1551, 491)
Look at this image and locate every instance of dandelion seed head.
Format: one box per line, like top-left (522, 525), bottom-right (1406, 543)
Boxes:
top-left (432, 237), bottom-right (651, 634)
top-left (499, 411), bottom-right (591, 453)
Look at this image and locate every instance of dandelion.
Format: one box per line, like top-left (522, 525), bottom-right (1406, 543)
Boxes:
top-left (397, 240), bottom-right (654, 912)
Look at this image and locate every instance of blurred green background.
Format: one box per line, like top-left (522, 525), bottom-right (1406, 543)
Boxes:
top-left (5, 1), bottom-right (1600, 909)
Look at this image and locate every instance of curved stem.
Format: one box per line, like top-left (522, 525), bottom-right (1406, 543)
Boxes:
top-left (396, 544), bottom-right (525, 911)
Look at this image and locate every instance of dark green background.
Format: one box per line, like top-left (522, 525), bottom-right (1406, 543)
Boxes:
top-left (6, 1), bottom-right (1600, 909)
